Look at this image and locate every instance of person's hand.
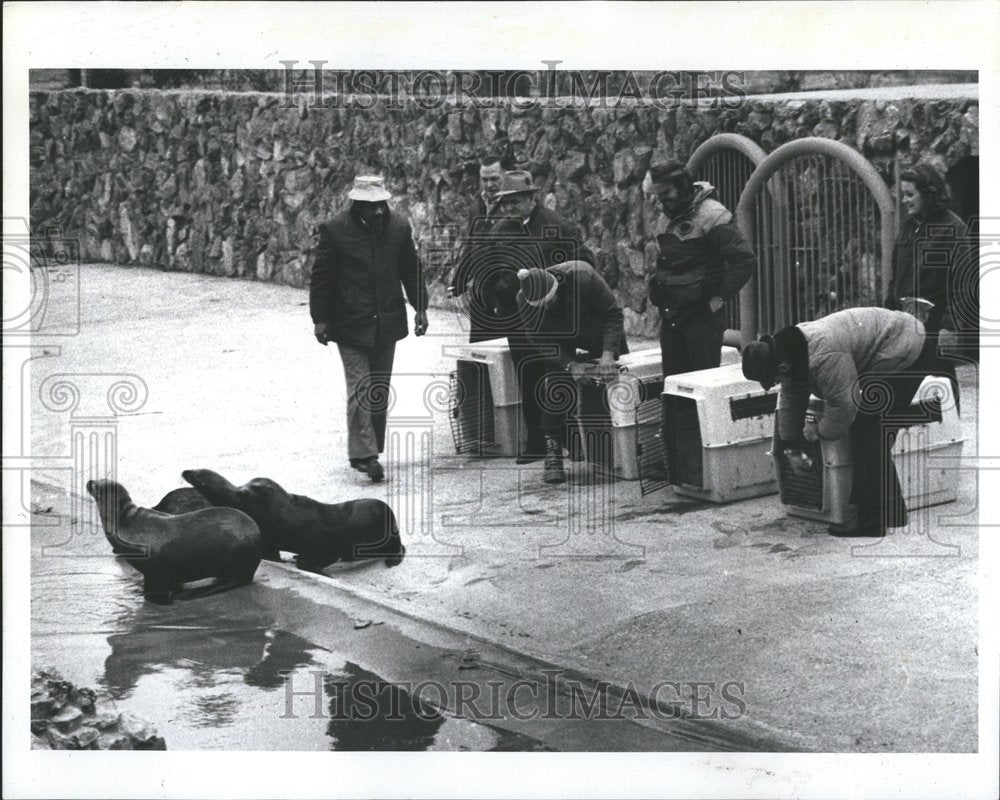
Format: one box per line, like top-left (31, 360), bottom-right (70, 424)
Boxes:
top-left (414, 311), bottom-right (428, 336)
top-left (596, 352), bottom-right (618, 381)
top-left (708, 296), bottom-right (724, 313)
top-left (314, 323), bottom-right (329, 346)
top-left (802, 420), bottom-right (820, 442)
top-left (566, 361), bottom-right (588, 381)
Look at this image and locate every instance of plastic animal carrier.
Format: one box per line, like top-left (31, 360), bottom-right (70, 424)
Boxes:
top-left (447, 341), bottom-right (524, 457)
top-left (572, 349), bottom-right (664, 481)
top-left (776, 376), bottom-right (964, 524)
top-left (651, 362), bottom-right (780, 502)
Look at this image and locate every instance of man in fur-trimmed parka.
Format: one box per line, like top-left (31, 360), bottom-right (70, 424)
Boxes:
top-left (643, 161), bottom-right (757, 377)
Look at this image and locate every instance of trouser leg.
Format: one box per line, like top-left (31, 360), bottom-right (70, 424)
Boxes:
top-left (659, 323), bottom-right (690, 378)
top-left (539, 370), bottom-right (577, 443)
top-left (337, 342), bottom-right (395, 462)
top-left (682, 307), bottom-right (725, 371)
top-left (660, 307), bottom-right (725, 377)
top-left (851, 340), bottom-right (936, 528)
top-left (849, 408), bottom-right (906, 528)
top-left (368, 340), bottom-right (396, 455)
top-left (508, 335), bottom-right (546, 447)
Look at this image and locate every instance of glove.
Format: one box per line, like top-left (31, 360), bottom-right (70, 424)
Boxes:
top-left (314, 323), bottom-right (329, 346)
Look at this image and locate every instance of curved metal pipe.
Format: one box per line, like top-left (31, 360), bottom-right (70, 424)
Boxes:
top-left (735, 137), bottom-right (896, 346)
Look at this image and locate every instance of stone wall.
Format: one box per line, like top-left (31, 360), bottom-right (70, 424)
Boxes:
top-left (30, 88), bottom-right (978, 335)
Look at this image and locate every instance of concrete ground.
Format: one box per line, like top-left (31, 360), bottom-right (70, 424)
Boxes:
top-left (28, 264), bottom-right (979, 752)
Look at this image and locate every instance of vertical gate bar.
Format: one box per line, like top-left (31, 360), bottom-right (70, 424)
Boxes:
top-left (819, 155), bottom-right (827, 317)
top-left (823, 158), bottom-right (844, 311)
top-left (846, 165), bottom-right (855, 306)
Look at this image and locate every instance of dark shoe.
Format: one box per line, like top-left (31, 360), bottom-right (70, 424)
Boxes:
top-left (828, 514), bottom-right (883, 538)
top-left (516, 437), bottom-right (546, 465)
top-left (365, 458), bottom-right (385, 483)
top-left (350, 458), bottom-right (368, 473)
top-left (543, 436), bottom-right (566, 485)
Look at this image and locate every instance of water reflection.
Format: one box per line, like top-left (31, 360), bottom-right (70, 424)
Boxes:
top-left (244, 630), bottom-right (319, 690)
top-left (324, 661), bottom-right (444, 751)
top-left (100, 589), bottom-right (320, 699)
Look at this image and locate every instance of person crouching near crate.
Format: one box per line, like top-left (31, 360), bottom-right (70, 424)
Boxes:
top-left (514, 263), bottom-right (629, 485)
top-left (741, 307), bottom-right (943, 537)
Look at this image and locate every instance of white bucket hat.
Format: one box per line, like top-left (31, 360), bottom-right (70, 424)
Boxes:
top-left (348, 175), bottom-right (392, 202)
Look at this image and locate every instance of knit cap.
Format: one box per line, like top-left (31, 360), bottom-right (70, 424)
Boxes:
top-left (517, 268), bottom-right (557, 307)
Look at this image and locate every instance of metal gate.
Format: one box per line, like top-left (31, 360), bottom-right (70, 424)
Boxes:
top-left (687, 134), bottom-right (767, 341)
top-left (735, 137), bottom-right (896, 343)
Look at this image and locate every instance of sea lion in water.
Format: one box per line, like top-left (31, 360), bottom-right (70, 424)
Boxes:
top-left (181, 469), bottom-right (405, 569)
top-left (86, 479), bottom-right (263, 605)
top-left (152, 487), bottom-right (213, 515)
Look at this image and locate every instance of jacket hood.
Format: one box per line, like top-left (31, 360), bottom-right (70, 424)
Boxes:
top-left (690, 181), bottom-right (717, 207)
top-left (667, 181), bottom-right (717, 221)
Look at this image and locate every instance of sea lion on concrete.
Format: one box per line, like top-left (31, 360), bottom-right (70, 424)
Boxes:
top-left (181, 469), bottom-right (405, 569)
top-left (152, 487), bottom-right (213, 515)
top-left (86, 479), bottom-right (263, 605)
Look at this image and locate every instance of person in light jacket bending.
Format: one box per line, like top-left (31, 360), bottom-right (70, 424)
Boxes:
top-left (742, 307), bottom-right (942, 537)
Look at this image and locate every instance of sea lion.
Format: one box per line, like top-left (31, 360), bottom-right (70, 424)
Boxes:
top-left (86, 479), bottom-right (263, 605)
top-left (152, 487), bottom-right (213, 515)
top-left (181, 468), bottom-right (405, 569)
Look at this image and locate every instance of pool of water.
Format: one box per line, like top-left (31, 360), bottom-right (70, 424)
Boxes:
top-left (29, 481), bottom-right (556, 751)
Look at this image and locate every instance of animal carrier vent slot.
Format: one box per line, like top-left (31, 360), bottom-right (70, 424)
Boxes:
top-left (661, 396), bottom-right (703, 489)
top-left (730, 393), bottom-right (778, 421)
top-left (448, 362), bottom-right (496, 454)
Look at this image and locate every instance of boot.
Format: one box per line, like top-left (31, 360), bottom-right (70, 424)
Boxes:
top-left (543, 436), bottom-right (566, 485)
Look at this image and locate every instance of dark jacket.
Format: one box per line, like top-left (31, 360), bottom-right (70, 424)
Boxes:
top-left (516, 260), bottom-right (628, 367)
top-left (885, 207), bottom-right (967, 332)
top-left (773, 308), bottom-right (926, 443)
top-left (451, 203), bottom-right (596, 343)
top-left (648, 182), bottom-right (757, 322)
top-left (309, 207), bottom-right (427, 349)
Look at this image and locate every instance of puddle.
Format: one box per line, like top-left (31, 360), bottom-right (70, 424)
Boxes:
top-left (30, 481), bottom-right (777, 752)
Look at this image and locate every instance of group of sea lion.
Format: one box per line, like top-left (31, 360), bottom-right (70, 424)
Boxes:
top-left (86, 469), bottom-right (405, 605)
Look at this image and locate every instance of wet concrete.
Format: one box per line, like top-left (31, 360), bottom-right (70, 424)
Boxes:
top-left (25, 265), bottom-right (981, 752)
top-left (32, 480), bottom-right (772, 751)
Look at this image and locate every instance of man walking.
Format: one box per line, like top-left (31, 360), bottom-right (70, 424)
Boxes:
top-left (515, 261), bottom-right (628, 485)
top-left (643, 160), bottom-right (757, 377)
top-left (310, 175), bottom-right (428, 482)
top-left (741, 307), bottom-right (940, 537)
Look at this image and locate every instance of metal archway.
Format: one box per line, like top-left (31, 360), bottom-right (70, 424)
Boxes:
top-left (735, 137), bottom-right (896, 345)
top-left (687, 134), bottom-right (768, 341)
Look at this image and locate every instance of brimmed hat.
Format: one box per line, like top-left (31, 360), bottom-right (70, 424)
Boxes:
top-left (741, 336), bottom-right (778, 390)
top-left (348, 175), bottom-right (392, 202)
top-left (517, 268), bottom-right (557, 307)
top-left (494, 170), bottom-right (538, 199)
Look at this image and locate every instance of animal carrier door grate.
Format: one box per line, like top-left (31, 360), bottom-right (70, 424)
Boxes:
top-left (448, 361), bottom-right (496, 454)
top-left (776, 438), bottom-right (824, 510)
top-left (661, 395), bottom-right (704, 489)
top-left (637, 380), bottom-right (670, 495)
